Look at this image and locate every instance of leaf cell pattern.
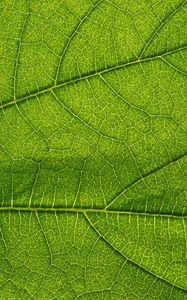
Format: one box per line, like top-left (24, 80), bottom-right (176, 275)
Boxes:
top-left (0, 0), bottom-right (187, 299)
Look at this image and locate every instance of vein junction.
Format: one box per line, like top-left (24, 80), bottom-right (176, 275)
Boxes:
top-left (1, 45), bottom-right (186, 110)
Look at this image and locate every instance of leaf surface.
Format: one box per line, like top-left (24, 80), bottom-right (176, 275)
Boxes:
top-left (0, 0), bottom-right (187, 299)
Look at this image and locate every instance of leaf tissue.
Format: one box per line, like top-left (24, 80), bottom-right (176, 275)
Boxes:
top-left (0, 0), bottom-right (187, 299)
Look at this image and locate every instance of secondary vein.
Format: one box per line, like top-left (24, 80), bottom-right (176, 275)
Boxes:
top-left (1, 45), bottom-right (186, 110)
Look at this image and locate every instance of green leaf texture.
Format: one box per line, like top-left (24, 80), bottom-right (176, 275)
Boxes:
top-left (0, 0), bottom-right (187, 299)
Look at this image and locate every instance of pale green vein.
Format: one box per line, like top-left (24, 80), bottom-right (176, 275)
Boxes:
top-left (55, 0), bottom-right (103, 83)
top-left (161, 57), bottom-right (187, 76)
top-left (52, 90), bottom-right (125, 142)
top-left (139, 0), bottom-right (187, 58)
top-left (0, 45), bottom-right (186, 110)
top-left (105, 152), bottom-right (187, 209)
top-left (99, 74), bottom-right (152, 117)
top-left (35, 211), bottom-right (53, 266)
top-left (0, 206), bottom-right (186, 219)
top-left (13, 9), bottom-right (29, 100)
top-left (84, 213), bottom-right (187, 292)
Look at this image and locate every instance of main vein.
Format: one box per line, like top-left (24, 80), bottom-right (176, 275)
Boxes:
top-left (1, 45), bottom-right (186, 110)
top-left (0, 206), bottom-right (186, 219)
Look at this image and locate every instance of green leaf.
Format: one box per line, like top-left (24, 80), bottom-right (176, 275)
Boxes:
top-left (0, 0), bottom-right (187, 299)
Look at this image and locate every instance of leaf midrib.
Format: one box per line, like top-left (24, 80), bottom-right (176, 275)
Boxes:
top-left (1, 45), bottom-right (186, 110)
top-left (0, 206), bottom-right (186, 218)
